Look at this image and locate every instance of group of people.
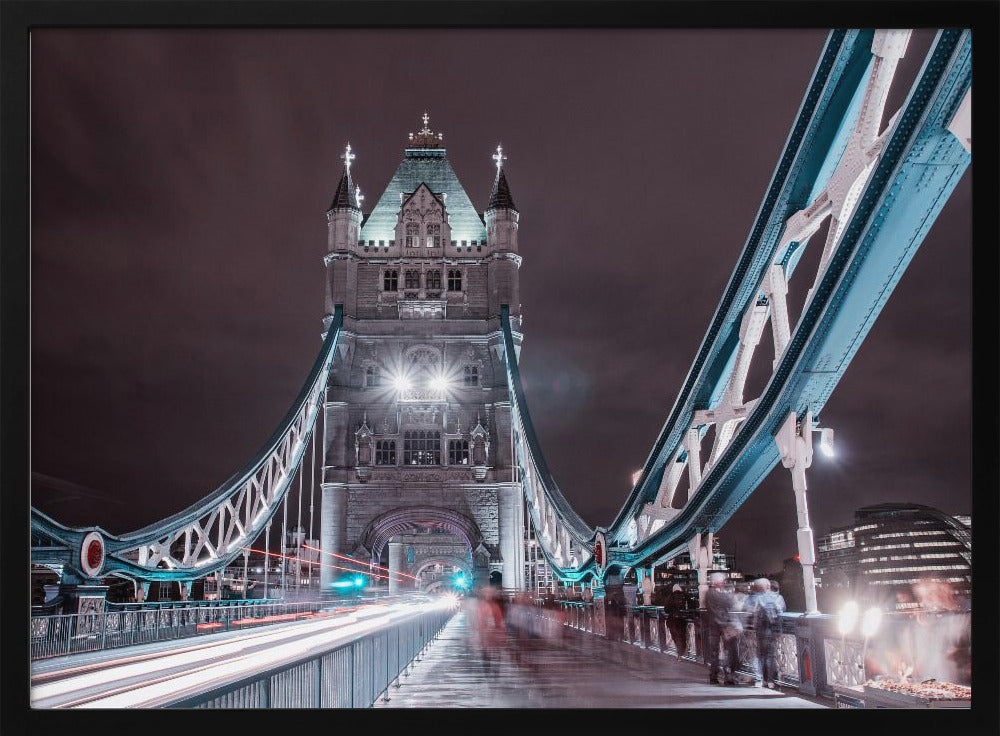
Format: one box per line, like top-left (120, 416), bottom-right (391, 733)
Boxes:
top-left (705, 572), bottom-right (786, 688)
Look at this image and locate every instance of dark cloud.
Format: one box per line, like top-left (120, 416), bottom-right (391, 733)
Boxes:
top-left (31, 29), bottom-right (969, 573)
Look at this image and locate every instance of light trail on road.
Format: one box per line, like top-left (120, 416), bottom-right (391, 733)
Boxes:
top-left (31, 595), bottom-right (451, 709)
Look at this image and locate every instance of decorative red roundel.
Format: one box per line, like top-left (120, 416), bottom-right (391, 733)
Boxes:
top-left (594, 538), bottom-right (604, 567)
top-left (87, 539), bottom-right (103, 568)
top-left (80, 531), bottom-right (105, 577)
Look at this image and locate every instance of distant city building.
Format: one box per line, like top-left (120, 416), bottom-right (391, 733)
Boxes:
top-left (649, 535), bottom-right (743, 604)
top-left (815, 503), bottom-right (971, 611)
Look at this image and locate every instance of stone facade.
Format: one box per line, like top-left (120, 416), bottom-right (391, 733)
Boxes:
top-left (319, 120), bottom-right (525, 593)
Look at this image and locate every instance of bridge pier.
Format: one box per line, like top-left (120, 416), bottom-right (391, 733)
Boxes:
top-left (58, 582), bottom-right (109, 616)
top-left (776, 411), bottom-right (820, 614)
top-left (388, 541), bottom-right (404, 593)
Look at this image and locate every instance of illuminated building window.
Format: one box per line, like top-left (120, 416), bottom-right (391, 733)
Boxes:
top-left (448, 269), bottom-right (462, 291)
top-left (375, 440), bottom-right (396, 465)
top-left (449, 439), bottom-right (470, 465)
top-left (405, 222), bottom-right (418, 248)
top-left (383, 270), bottom-right (398, 291)
top-left (365, 366), bottom-right (381, 388)
top-left (403, 431), bottom-right (440, 465)
top-left (426, 270), bottom-right (442, 290)
top-left (427, 223), bottom-right (441, 247)
top-left (463, 365), bottom-right (478, 386)
top-left (405, 270), bottom-right (420, 289)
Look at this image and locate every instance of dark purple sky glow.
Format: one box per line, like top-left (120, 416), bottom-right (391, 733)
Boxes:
top-left (31, 29), bottom-right (970, 573)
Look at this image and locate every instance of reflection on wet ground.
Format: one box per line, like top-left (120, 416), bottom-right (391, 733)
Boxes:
top-left (377, 604), bottom-right (827, 708)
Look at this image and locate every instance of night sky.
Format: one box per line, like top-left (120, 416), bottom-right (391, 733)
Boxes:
top-left (31, 29), bottom-right (970, 574)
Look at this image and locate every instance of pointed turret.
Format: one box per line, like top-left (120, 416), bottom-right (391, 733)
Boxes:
top-left (484, 143), bottom-right (521, 319)
top-left (327, 143), bottom-right (362, 213)
top-left (328, 169), bottom-right (356, 211)
top-left (487, 146), bottom-right (517, 212)
top-left (325, 142), bottom-right (364, 321)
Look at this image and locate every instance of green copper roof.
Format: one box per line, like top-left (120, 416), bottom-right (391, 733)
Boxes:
top-left (359, 148), bottom-right (487, 243)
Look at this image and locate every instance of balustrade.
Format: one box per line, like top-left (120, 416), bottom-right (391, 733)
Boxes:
top-left (168, 608), bottom-right (453, 708)
top-left (29, 599), bottom-right (327, 661)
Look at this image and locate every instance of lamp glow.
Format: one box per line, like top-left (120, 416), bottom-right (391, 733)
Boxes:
top-left (819, 427), bottom-right (835, 457)
top-left (838, 600), bottom-right (859, 635)
top-left (861, 606), bottom-right (882, 638)
top-left (392, 375), bottom-right (411, 392)
top-left (354, 576), bottom-right (365, 587)
top-left (430, 375), bottom-right (451, 392)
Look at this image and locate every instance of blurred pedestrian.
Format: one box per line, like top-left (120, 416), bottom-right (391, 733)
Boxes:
top-left (705, 572), bottom-right (742, 685)
top-left (641, 573), bottom-right (655, 606)
top-left (744, 578), bottom-right (785, 688)
top-left (664, 583), bottom-right (689, 657)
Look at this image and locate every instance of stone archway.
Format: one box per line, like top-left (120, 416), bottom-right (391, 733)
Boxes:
top-left (413, 555), bottom-right (473, 592)
top-left (360, 506), bottom-right (485, 562)
top-left (359, 506), bottom-right (490, 592)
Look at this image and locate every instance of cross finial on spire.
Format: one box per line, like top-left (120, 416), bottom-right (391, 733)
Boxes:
top-left (342, 142), bottom-right (355, 173)
top-left (355, 185), bottom-right (364, 210)
top-left (492, 144), bottom-right (506, 172)
top-left (407, 113), bottom-right (445, 148)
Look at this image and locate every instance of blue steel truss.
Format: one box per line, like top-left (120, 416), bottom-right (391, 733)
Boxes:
top-left (31, 29), bottom-right (972, 593)
top-left (31, 307), bottom-right (344, 583)
top-left (501, 29), bottom-right (971, 582)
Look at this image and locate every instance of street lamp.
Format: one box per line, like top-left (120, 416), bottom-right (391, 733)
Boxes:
top-left (817, 427), bottom-right (835, 458)
top-left (838, 600), bottom-right (860, 635)
top-left (430, 374), bottom-right (451, 393)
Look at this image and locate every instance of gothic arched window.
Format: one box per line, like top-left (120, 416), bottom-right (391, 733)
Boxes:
top-left (405, 222), bottom-right (419, 248)
top-left (426, 269), bottom-right (442, 290)
top-left (449, 439), bottom-right (470, 465)
top-left (404, 270), bottom-right (420, 290)
top-left (463, 365), bottom-right (478, 386)
top-left (403, 431), bottom-right (441, 465)
top-left (448, 269), bottom-right (462, 291)
top-left (383, 270), bottom-right (398, 291)
top-left (375, 440), bottom-right (396, 466)
top-left (427, 223), bottom-right (441, 248)
top-left (365, 366), bottom-right (381, 388)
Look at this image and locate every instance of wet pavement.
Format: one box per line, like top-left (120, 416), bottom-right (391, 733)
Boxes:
top-left (377, 605), bottom-right (828, 708)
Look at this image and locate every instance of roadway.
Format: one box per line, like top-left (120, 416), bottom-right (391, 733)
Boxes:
top-left (31, 594), bottom-right (450, 709)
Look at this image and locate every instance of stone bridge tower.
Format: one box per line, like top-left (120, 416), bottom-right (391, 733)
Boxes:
top-left (319, 116), bottom-right (525, 594)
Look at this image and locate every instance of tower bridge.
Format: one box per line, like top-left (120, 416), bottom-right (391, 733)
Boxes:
top-left (29, 28), bottom-right (972, 709)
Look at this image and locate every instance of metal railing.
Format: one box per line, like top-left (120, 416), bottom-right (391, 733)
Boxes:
top-left (551, 601), bottom-right (971, 700)
top-left (166, 607), bottom-right (454, 708)
top-left (30, 600), bottom-right (330, 661)
top-left (552, 601), bottom-right (802, 687)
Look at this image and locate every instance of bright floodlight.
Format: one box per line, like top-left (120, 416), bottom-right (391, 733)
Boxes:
top-left (430, 374), bottom-right (451, 392)
top-left (354, 575), bottom-right (365, 587)
top-left (861, 606), bottom-right (882, 638)
top-left (392, 374), bottom-right (411, 392)
top-left (838, 600), bottom-right (859, 635)
top-left (819, 427), bottom-right (835, 457)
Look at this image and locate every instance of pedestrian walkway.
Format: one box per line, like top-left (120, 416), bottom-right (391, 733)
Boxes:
top-left (377, 606), bottom-right (828, 708)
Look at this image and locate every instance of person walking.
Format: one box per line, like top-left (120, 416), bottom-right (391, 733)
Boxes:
top-left (705, 572), bottom-right (742, 685)
top-left (664, 584), bottom-right (689, 657)
top-left (745, 578), bottom-right (786, 689)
